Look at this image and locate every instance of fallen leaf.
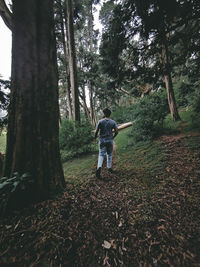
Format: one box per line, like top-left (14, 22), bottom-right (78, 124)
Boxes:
top-left (102, 240), bottom-right (111, 249)
top-left (157, 225), bottom-right (165, 230)
top-left (118, 219), bottom-right (124, 227)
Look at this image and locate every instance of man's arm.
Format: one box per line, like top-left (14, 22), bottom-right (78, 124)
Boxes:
top-left (113, 127), bottom-right (119, 139)
top-left (94, 128), bottom-right (99, 140)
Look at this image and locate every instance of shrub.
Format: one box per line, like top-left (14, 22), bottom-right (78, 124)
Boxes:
top-left (59, 119), bottom-right (94, 161)
top-left (189, 81), bottom-right (200, 113)
top-left (130, 91), bottom-right (169, 142)
top-left (111, 105), bottom-right (135, 124)
top-left (174, 79), bottom-right (194, 107)
top-left (186, 81), bottom-right (200, 130)
top-left (0, 173), bottom-right (34, 216)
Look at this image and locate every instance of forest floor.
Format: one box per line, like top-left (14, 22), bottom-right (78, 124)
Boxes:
top-left (0, 123), bottom-right (200, 266)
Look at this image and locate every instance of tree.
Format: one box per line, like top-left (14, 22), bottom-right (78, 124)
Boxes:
top-left (132, 0), bottom-right (199, 120)
top-left (1, 0), bottom-right (65, 200)
top-left (99, 2), bottom-right (127, 105)
top-left (87, 0), bottom-right (97, 125)
top-left (100, 0), bottom-right (200, 120)
top-left (55, 0), bottom-right (73, 120)
top-left (66, 0), bottom-right (80, 122)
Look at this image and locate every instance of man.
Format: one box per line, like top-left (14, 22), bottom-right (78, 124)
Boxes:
top-left (94, 108), bottom-right (119, 179)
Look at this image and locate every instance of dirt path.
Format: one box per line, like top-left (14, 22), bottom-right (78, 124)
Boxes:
top-left (0, 133), bottom-right (200, 266)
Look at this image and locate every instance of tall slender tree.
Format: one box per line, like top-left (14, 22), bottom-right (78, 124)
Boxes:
top-left (55, 0), bottom-right (73, 120)
top-left (87, 0), bottom-right (97, 125)
top-left (66, 0), bottom-right (80, 122)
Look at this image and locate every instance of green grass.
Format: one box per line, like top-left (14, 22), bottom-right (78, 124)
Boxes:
top-left (162, 108), bottom-right (200, 135)
top-left (63, 152), bottom-right (97, 189)
top-left (115, 135), bottom-right (167, 197)
top-left (115, 127), bottom-right (133, 151)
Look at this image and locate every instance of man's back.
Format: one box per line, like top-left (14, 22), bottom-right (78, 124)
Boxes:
top-left (97, 118), bottom-right (117, 139)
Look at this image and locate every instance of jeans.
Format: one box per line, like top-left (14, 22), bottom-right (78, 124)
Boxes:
top-left (97, 138), bottom-right (114, 169)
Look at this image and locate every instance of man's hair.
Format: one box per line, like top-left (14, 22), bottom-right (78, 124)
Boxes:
top-left (103, 108), bottom-right (111, 117)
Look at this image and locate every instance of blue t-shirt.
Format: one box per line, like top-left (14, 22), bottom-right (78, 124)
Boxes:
top-left (96, 118), bottom-right (118, 139)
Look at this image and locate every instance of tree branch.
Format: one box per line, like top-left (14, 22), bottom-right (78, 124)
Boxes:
top-left (116, 87), bottom-right (131, 95)
top-left (0, 0), bottom-right (12, 31)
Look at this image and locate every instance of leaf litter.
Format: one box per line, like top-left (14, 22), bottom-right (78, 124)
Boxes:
top-left (0, 133), bottom-right (200, 266)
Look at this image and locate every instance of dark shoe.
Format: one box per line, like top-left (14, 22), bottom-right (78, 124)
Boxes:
top-left (108, 168), bottom-right (114, 173)
top-left (96, 167), bottom-right (101, 179)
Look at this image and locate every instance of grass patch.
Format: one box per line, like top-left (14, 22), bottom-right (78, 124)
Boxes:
top-left (115, 127), bottom-right (133, 151)
top-left (162, 108), bottom-right (200, 135)
top-left (116, 137), bottom-right (167, 176)
top-left (114, 127), bottom-right (168, 202)
top-left (63, 152), bottom-right (97, 189)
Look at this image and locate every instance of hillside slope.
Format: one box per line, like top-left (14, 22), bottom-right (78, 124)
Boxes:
top-left (0, 127), bottom-right (200, 266)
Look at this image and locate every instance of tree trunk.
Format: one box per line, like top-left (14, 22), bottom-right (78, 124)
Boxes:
top-left (66, 0), bottom-right (80, 122)
top-left (4, 0), bottom-right (65, 200)
top-left (65, 80), bottom-right (73, 119)
top-left (88, 2), bottom-right (96, 125)
top-left (80, 86), bottom-right (91, 119)
top-left (161, 42), bottom-right (180, 121)
top-left (58, 0), bottom-right (73, 120)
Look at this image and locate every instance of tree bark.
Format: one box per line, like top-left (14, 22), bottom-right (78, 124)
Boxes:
top-left (160, 42), bottom-right (180, 121)
top-left (66, 0), bottom-right (80, 122)
top-left (4, 0), bottom-right (65, 199)
top-left (0, 0), bottom-right (12, 30)
top-left (80, 86), bottom-right (91, 119)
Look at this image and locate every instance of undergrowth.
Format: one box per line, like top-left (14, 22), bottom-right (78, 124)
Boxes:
top-left (63, 108), bottom-right (200, 199)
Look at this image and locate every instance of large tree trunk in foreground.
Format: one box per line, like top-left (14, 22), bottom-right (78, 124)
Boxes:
top-left (161, 42), bottom-right (180, 121)
top-left (4, 0), bottom-right (65, 199)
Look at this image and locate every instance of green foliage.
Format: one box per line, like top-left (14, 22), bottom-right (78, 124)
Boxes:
top-left (0, 79), bottom-right (10, 130)
top-left (189, 81), bottom-right (200, 113)
top-left (59, 119), bottom-right (94, 161)
top-left (0, 173), bottom-right (34, 216)
top-left (174, 78), bottom-right (195, 107)
top-left (162, 113), bottom-right (182, 135)
top-left (111, 105), bottom-right (135, 124)
top-left (130, 92), bottom-right (169, 142)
